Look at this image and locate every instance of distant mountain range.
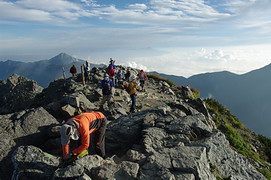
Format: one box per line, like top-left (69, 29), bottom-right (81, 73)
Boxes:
top-left (1, 53), bottom-right (271, 138)
top-left (151, 64), bottom-right (271, 137)
top-left (0, 53), bottom-right (97, 87)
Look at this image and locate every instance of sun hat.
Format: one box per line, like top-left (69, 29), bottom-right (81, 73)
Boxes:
top-left (129, 74), bottom-right (137, 81)
top-left (60, 120), bottom-right (79, 145)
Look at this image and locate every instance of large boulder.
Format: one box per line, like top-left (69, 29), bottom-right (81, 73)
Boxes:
top-left (12, 146), bottom-right (60, 180)
top-left (0, 74), bottom-right (43, 114)
top-left (0, 107), bottom-right (58, 179)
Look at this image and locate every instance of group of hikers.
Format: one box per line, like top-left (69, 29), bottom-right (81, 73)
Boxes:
top-left (69, 58), bottom-right (148, 113)
top-left (61, 58), bottom-right (148, 164)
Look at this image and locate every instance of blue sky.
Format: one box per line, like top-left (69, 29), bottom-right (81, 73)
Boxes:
top-left (1, 0), bottom-right (271, 77)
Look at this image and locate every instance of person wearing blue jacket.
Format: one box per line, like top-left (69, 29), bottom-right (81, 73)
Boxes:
top-left (99, 75), bottom-right (114, 109)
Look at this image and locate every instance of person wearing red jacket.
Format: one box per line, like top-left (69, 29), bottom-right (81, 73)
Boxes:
top-left (60, 112), bottom-right (107, 160)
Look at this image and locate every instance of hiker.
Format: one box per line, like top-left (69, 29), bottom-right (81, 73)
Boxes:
top-left (70, 65), bottom-right (77, 78)
top-left (138, 69), bottom-right (148, 91)
top-left (116, 69), bottom-right (124, 87)
top-left (60, 112), bottom-right (107, 160)
top-left (84, 61), bottom-right (91, 82)
top-left (108, 65), bottom-right (116, 85)
top-left (99, 75), bottom-right (114, 110)
top-left (125, 69), bottom-right (131, 82)
top-left (128, 74), bottom-right (138, 113)
top-left (108, 58), bottom-right (116, 70)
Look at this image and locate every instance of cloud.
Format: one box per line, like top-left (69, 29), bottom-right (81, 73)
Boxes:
top-left (0, 1), bottom-right (52, 21)
top-left (0, 0), bottom-right (233, 26)
top-left (0, 0), bottom-right (94, 23)
top-left (128, 4), bottom-right (148, 11)
top-left (16, 0), bottom-right (80, 11)
top-left (81, 0), bottom-right (100, 7)
top-left (127, 62), bottom-right (149, 72)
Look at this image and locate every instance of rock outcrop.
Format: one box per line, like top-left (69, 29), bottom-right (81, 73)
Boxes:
top-left (0, 67), bottom-right (268, 180)
top-left (0, 107), bottom-right (58, 179)
top-left (0, 74), bottom-right (43, 114)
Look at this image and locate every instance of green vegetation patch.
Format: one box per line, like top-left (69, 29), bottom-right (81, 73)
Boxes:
top-left (147, 74), bottom-right (176, 87)
top-left (204, 98), bottom-right (271, 178)
top-left (258, 168), bottom-right (271, 180)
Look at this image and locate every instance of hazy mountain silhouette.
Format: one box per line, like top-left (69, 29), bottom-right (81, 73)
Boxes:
top-left (0, 53), bottom-right (87, 87)
top-left (151, 64), bottom-right (271, 138)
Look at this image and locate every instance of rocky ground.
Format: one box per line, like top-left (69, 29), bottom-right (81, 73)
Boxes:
top-left (0, 67), bottom-right (267, 180)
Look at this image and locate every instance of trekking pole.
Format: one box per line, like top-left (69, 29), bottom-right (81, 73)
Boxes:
top-left (62, 67), bottom-right (66, 79)
top-left (81, 65), bottom-right (85, 86)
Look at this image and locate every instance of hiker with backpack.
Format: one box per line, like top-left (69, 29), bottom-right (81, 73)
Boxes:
top-left (70, 65), bottom-right (77, 78)
top-left (60, 112), bottom-right (107, 160)
top-left (99, 75), bottom-right (114, 110)
top-left (138, 69), bottom-right (148, 91)
top-left (128, 74), bottom-right (139, 113)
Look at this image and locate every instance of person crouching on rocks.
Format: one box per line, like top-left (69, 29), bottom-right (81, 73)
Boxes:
top-left (60, 112), bottom-right (107, 160)
top-left (128, 75), bottom-right (138, 113)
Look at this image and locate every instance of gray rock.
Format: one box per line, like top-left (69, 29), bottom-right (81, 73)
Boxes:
top-left (92, 160), bottom-right (139, 180)
top-left (0, 107), bottom-right (58, 179)
top-left (62, 92), bottom-right (96, 111)
top-left (12, 146), bottom-right (60, 180)
top-left (198, 131), bottom-right (266, 180)
top-left (0, 74), bottom-right (43, 114)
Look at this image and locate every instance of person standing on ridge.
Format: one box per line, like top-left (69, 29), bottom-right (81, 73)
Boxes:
top-left (128, 74), bottom-right (138, 113)
top-left (70, 65), bottom-right (77, 78)
top-left (138, 69), bottom-right (148, 91)
top-left (84, 61), bottom-right (91, 82)
top-left (60, 112), bottom-right (107, 160)
top-left (108, 58), bottom-right (116, 70)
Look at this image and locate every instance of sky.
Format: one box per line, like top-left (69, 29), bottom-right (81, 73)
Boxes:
top-left (1, 0), bottom-right (271, 77)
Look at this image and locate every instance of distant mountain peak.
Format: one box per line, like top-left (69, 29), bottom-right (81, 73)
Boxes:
top-left (49, 53), bottom-right (79, 65)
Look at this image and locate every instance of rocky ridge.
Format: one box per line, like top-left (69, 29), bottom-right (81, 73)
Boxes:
top-left (0, 66), bottom-right (267, 179)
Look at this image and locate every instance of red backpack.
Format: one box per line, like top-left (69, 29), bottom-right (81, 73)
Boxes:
top-left (108, 68), bottom-right (115, 77)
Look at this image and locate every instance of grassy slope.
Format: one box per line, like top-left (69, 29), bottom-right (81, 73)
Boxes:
top-left (204, 98), bottom-right (271, 179)
top-left (148, 73), bottom-right (271, 178)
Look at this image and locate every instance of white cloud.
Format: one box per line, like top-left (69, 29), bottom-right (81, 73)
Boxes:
top-left (0, 1), bottom-right (52, 21)
top-left (16, 0), bottom-right (80, 11)
top-left (81, 0), bottom-right (100, 7)
top-left (128, 4), bottom-right (148, 11)
top-left (0, 0), bottom-right (95, 23)
top-left (127, 62), bottom-right (149, 72)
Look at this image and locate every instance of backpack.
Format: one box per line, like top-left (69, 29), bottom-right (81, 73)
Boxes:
top-left (124, 84), bottom-right (130, 93)
top-left (102, 80), bottom-right (112, 95)
top-left (108, 68), bottom-right (115, 77)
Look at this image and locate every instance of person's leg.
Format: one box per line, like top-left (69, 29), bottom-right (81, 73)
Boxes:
top-left (107, 94), bottom-right (113, 109)
top-left (130, 94), bottom-right (136, 112)
top-left (140, 80), bottom-right (145, 90)
top-left (94, 118), bottom-right (107, 158)
top-left (100, 96), bottom-right (107, 109)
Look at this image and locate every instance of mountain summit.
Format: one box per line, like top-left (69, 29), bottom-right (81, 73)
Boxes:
top-left (49, 52), bottom-right (80, 65)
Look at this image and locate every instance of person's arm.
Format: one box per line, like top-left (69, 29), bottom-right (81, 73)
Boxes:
top-left (72, 126), bottom-right (90, 155)
top-left (62, 144), bottom-right (69, 157)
